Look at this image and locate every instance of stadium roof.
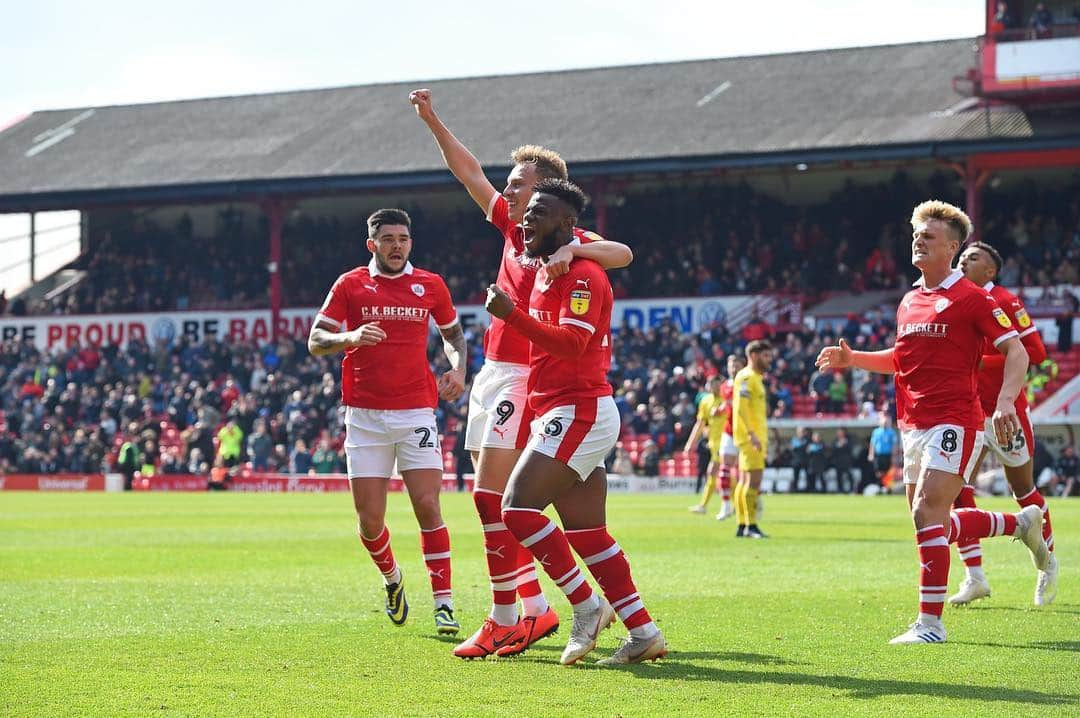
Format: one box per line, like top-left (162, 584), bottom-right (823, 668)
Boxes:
top-left (1, 38), bottom-right (1078, 212)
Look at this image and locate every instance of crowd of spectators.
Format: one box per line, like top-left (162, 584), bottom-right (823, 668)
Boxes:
top-left (11, 172), bottom-right (1080, 316)
top-left (990, 2), bottom-right (1080, 40)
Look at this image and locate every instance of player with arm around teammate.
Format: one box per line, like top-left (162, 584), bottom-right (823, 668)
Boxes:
top-left (308, 208), bottom-right (467, 636)
top-left (485, 179), bottom-right (666, 666)
top-left (411, 88), bottom-right (634, 658)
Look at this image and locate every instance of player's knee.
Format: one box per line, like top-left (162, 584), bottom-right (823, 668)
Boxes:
top-left (356, 514), bottom-right (384, 539)
top-left (411, 492), bottom-right (442, 527)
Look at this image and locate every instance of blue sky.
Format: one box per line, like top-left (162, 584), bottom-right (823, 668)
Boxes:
top-left (1, 0), bottom-right (984, 125)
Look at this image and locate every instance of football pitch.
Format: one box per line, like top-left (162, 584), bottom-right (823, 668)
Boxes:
top-left (1, 491), bottom-right (1075, 717)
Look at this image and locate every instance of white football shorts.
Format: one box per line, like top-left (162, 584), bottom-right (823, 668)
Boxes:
top-left (343, 406), bottom-right (443, 479)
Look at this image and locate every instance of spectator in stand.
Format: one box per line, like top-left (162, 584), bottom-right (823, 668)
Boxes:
top-left (992, 1), bottom-right (1018, 35)
top-left (216, 418), bottom-right (244, 468)
top-left (289, 439), bottom-right (312, 474)
top-left (636, 440), bottom-right (660, 477)
top-left (246, 419), bottom-right (273, 471)
top-left (808, 368), bottom-right (833, 413)
top-left (161, 445), bottom-right (186, 474)
top-left (827, 371), bottom-right (848, 413)
top-left (311, 437), bottom-right (340, 474)
top-left (116, 433), bottom-right (140, 490)
top-left (1029, 2), bottom-right (1054, 38)
top-left (741, 312), bottom-right (773, 343)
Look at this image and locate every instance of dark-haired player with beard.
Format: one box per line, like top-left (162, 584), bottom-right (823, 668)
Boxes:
top-left (308, 208), bottom-right (467, 637)
top-left (485, 179), bottom-right (665, 666)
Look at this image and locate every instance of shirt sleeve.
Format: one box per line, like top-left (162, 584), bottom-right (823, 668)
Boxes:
top-left (556, 265), bottom-right (604, 335)
top-left (973, 294), bottom-right (1019, 347)
top-left (316, 276), bottom-right (348, 329)
top-left (430, 275), bottom-right (458, 329)
top-left (486, 193), bottom-right (512, 234)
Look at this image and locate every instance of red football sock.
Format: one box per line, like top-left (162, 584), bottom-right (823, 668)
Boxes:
top-left (718, 464), bottom-right (732, 502)
top-left (420, 524), bottom-right (452, 607)
top-left (474, 490), bottom-right (519, 613)
top-left (359, 525), bottom-right (399, 582)
top-left (566, 526), bottom-right (653, 630)
top-left (952, 485), bottom-right (982, 569)
top-left (948, 508), bottom-right (1017, 543)
top-left (1015, 486), bottom-right (1054, 553)
top-left (916, 525), bottom-right (950, 620)
top-left (503, 508), bottom-right (594, 607)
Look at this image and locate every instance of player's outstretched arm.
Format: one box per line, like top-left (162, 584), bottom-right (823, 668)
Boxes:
top-left (307, 320), bottom-right (385, 357)
top-left (684, 418), bottom-right (704, 453)
top-left (816, 339), bottom-right (894, 375)
top-left (436, 321), bottom-right (467, 401)
top-left (410, 89), bottom-right (497, 212)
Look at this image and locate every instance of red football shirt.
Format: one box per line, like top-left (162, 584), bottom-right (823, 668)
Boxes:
top-left (485, 193), bottom-right (596, 365)
top-left (509, 258), bottom-right (613, 416)
top-left (722, 379), bottom-right (735, 436)
top-left (976, 282), bottom-right (1042, 416)
top-left (893, 269), bottom-right (1018, 431)
top-left (317, 260), bottom-right (458, 410)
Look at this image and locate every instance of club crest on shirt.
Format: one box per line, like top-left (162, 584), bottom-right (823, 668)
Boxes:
top-left (570, 290), bottom-right (591, 315)
top-left (934, 298), bottom-right (950, 313)
top-left (411, 283), bottom-right (425, 297)
top-left (1015, 308), bottom-right (1031, 328)
top-left (992, 307), bottom-right (1012, 328)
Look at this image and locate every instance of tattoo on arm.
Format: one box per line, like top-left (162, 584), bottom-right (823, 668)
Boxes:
top-left (440, 323), bottom-right (467, 371)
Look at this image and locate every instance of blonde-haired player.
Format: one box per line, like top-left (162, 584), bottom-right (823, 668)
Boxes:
top-left (733, 341), bottom-right (773, 539)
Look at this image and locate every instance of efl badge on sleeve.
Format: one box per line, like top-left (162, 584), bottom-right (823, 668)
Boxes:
top-left (992, 307), bottom-right (1012, 328)
top-left (411, 283), bottom-right (425, 297)
top-left (569, 289), bottom-right (591, 315)
top-left (1015, 308), bottom-right (1031, 328)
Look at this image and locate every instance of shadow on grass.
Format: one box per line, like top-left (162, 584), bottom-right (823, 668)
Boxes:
top-left (968, 604), bottom-right (1080, 616)
top-left (951, 639), bottom-right (1080, 653)
top-left (601, 660), bottom-right (1075, 704)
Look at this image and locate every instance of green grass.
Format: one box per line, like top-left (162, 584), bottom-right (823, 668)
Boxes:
top-left (0, 491), bottom-right (1076, 717)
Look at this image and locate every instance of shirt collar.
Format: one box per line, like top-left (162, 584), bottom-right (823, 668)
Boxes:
top-left (912, 268), bottom-right (963, 290)
top-left (368, 259), bottom-right (414, 278)
top-left (983, 281), bottom-right (995, 291)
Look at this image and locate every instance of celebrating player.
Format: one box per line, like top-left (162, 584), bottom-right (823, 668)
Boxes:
top-left (308, 208), bottom-right (467, 635)
top-left (948, 241), bottom-right (1058, 606)
top-left (816, 200), bottom-right (1049, 645)
top-left (410, 88), bottom-right (634, 658)
top-left (485, 179), bottom-right (666, 666)
top-left (733, 341), bottom-right (772, 538)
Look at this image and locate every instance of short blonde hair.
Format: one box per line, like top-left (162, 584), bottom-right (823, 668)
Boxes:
top-left (510, 145), bottom-right (568, 181)
top-left (910, 200), bottom-right (973, 244)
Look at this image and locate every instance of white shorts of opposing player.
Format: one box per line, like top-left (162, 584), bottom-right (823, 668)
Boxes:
top-left (344, 406), bottom-right (443, 478)
top-left (465, 360), bottom-right (531, 452)
top-left (719, 433), bottom-right (738, 459)
top-left (527, 396), bottom-right (620, 481)
top-left (901, 425), bottom-right (984, 485)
